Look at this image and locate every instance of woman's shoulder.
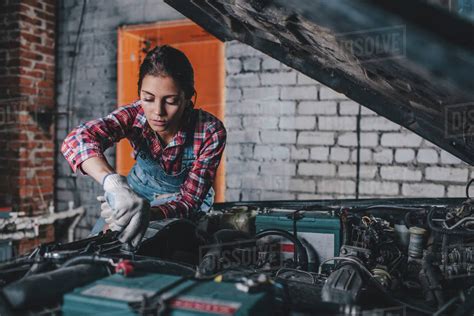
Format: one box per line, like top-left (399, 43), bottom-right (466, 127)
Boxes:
top-left (116, 100), bottom-right (142, 113)
top-left (192, 108), bottom-right (226, 133)
top-left (109, 100), bottom-right (145, 126)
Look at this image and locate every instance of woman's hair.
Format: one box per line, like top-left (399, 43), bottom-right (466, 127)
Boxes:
top-left (138, 45), bottom-right (195, 100)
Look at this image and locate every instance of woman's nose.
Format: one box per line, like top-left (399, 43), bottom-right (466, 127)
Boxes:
top-left (154, 102), bottom-right (166, 116)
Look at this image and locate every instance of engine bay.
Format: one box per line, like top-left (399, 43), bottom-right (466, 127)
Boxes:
top-left (1, 196), bottom-right (474, 315)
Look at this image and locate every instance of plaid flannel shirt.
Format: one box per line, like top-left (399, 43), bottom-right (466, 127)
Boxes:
top-left (61, 100), bottom-right (226, 219)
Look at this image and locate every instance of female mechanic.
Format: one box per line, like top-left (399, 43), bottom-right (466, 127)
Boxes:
top-left (61, 45), bottom-right (226, 247)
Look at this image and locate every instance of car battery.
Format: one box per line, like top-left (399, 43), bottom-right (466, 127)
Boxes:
top-left (255, 209), bottom-right (341, 271)
top-left (62, 272), bottom-right (272, 315)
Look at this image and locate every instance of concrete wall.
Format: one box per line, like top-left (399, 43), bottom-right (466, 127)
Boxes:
top-left (56, 1), bottom-right (474, 239)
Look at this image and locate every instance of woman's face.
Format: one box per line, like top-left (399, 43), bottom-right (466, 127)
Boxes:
top-left (140, 75), bottom-right (188, 141)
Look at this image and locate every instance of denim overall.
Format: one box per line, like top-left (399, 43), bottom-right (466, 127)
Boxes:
top-left (90, 126), bottom-right (215, 235)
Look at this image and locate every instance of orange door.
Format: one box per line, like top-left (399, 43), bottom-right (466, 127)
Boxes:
top-left (117, 20), bottom-right (226, 202)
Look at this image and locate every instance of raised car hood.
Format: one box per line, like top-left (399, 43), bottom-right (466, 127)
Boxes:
top-left (165, 0), bottom-right (474, 165)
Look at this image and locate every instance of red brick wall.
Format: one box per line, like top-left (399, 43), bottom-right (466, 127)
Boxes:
top-left (0, 0), bottom-right (56, 253)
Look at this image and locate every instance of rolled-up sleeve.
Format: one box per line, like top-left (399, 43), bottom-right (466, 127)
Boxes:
top-left (61, 103), bottom-right (140, 173)
top-left (157, 119), bottom-right (227, 218)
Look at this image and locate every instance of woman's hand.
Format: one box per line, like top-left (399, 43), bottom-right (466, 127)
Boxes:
top-left (101, 174), bottom-right (150, 247)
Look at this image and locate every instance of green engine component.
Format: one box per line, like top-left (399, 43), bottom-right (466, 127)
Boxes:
top-left (255, 209), bottom-right (341, 271)
top-left (62, 272), bottom-right (272, 315)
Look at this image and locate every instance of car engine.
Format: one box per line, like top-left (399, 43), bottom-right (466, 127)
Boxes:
top-left (1, 196), bottom-right (474, 315)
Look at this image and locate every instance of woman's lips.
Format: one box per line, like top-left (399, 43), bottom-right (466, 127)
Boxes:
top-left (150, 119), bottom-right (166, 126)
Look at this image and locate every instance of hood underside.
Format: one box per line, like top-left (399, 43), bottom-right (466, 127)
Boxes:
top-left (165, 0), bottom-right (474, 165)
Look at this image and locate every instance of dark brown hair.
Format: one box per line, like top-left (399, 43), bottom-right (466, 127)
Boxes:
top-left (137, 45), bottom-right (195, 100)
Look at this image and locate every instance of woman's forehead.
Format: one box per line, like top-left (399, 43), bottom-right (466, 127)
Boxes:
top-left (141, 75), bottom-right (182, 95)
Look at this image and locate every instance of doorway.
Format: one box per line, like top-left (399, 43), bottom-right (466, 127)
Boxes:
top-left (117, 20), bottom-right (226, 202)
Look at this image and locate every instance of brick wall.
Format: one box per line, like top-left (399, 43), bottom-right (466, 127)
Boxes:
top-left (224, 41), bottom-right (474, 201)
top-left (0, 0), bottom-right (56, 253)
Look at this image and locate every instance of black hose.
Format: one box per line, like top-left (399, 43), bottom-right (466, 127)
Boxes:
top-left (132, 260), bottom-right (195, 277)
top-left (2, 264), bottom-right (109, 309)
top-left (466, 179), bottom-right (474, 199)
top-left (255, 229), bottom-right (308, 271)
top-left (428, 208), bottom-right (474, 236)
top-left (62, 255), bottom-right (114, 268)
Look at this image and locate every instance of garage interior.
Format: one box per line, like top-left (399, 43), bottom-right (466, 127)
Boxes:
top-left (0, 0), bottom-right (474, 315)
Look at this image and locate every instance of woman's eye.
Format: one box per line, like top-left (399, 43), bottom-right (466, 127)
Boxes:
top-left (165, 97), bottom-right (180, 105)
top-left (143, 98), bottom-right (154, 103)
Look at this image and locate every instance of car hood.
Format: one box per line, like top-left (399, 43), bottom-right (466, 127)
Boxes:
top-left (165, 0), bottom-right (474, 165)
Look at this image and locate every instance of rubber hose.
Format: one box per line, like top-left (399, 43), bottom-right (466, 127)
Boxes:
top-left (255, 228), bottom-right (309, 271)
top-left (132, 260), bottom-right (195, 277)
top-left (2, 263), bottom-right (109, 309)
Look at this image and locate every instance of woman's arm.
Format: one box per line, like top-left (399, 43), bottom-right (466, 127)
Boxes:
top-left (80, 156), bottom-right (115, 184)
top-left (61, 102), bottom-right (141, 174)
top-left (152, 114), bottom-right (227, 219)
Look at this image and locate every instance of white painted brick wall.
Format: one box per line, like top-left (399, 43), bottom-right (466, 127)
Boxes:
top-left (226, 59), bottom-right (242, 74)
top-left (373, 149), bottom-right (393, 164)
top-left (259, 100), bottom-right (296, 115)
top-left (261, 71), bottom-right (297, 86)
top-left (243, 116), bottom-right (278, 130)
top-left (381, 133), bottom-right (423, 147)
top-left (395, 149), bottom-right (415, 163)
top-left (360, 181), bottom-right (399, 196)
top-left (291, 146), bottom-right (309, 160)
top-left (298, 101), bottom-right (337, 115)
top-left (425, 167), bottom-right (468, 183)
top-left (226, 88), bottom-right (242, 102)
top-left (318, 179), bottom-right (355, 194)
top-left (380, 166), bottom-right (422, 181)
top-left (261, 163), bottom-right (296, 176)
top-left (243, 87), bottom-right (279, 100)
top-left (360, 165), bottom-right (378, 179)
top-left (447, 185), bottom-right (465, 197)
top-left (330, 147), bottom-right (350, 162)
top-left (298, 163), bottom-right (336, 176)
top-left (281, 86), bottom-right (318, 100)
top-left (338, 165), bottom-right (356, 178)
top-left (242, 57), bottom-right (261, 71)
top-left (351, 149), bottom-right (373, 163)
top-left (402, 183), bottom-right (445, 197)
top-left (339, 101), bottom-right (360, 115)
top-left (227, 73), bottom-right (260, 87)
top-left (417, 149), bottom-right (439, 164)
top-left (297, 73), bottom-right (317, 85)
top-left (319, 116), bottom-right (357, 131)
top-left (261, 131), bottom-right (297, 144)
top-left (319, 86), bottom-right (347, 100)
top-left (255, 145), bottom-right (290, 160)
top-left (310, 147), bottom-right (330, 161)
top-left (261, 57), bottom-right (280, 70)
top-left (338, 132), bottom-right (378, 147)
top-left (440, 151), bottom-right (463, 164)
top-left (298, 132), bottom-right (335, 145)
top-left (279, 116), bottom-right (316, 130)
top-left (361, 117), bottom-right (400, 131)
top-left (223, 41), bottom-right (474, 202)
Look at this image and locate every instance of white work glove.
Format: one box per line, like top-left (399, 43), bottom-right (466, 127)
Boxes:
top-left (99, 173), bottom-right (150, 247)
